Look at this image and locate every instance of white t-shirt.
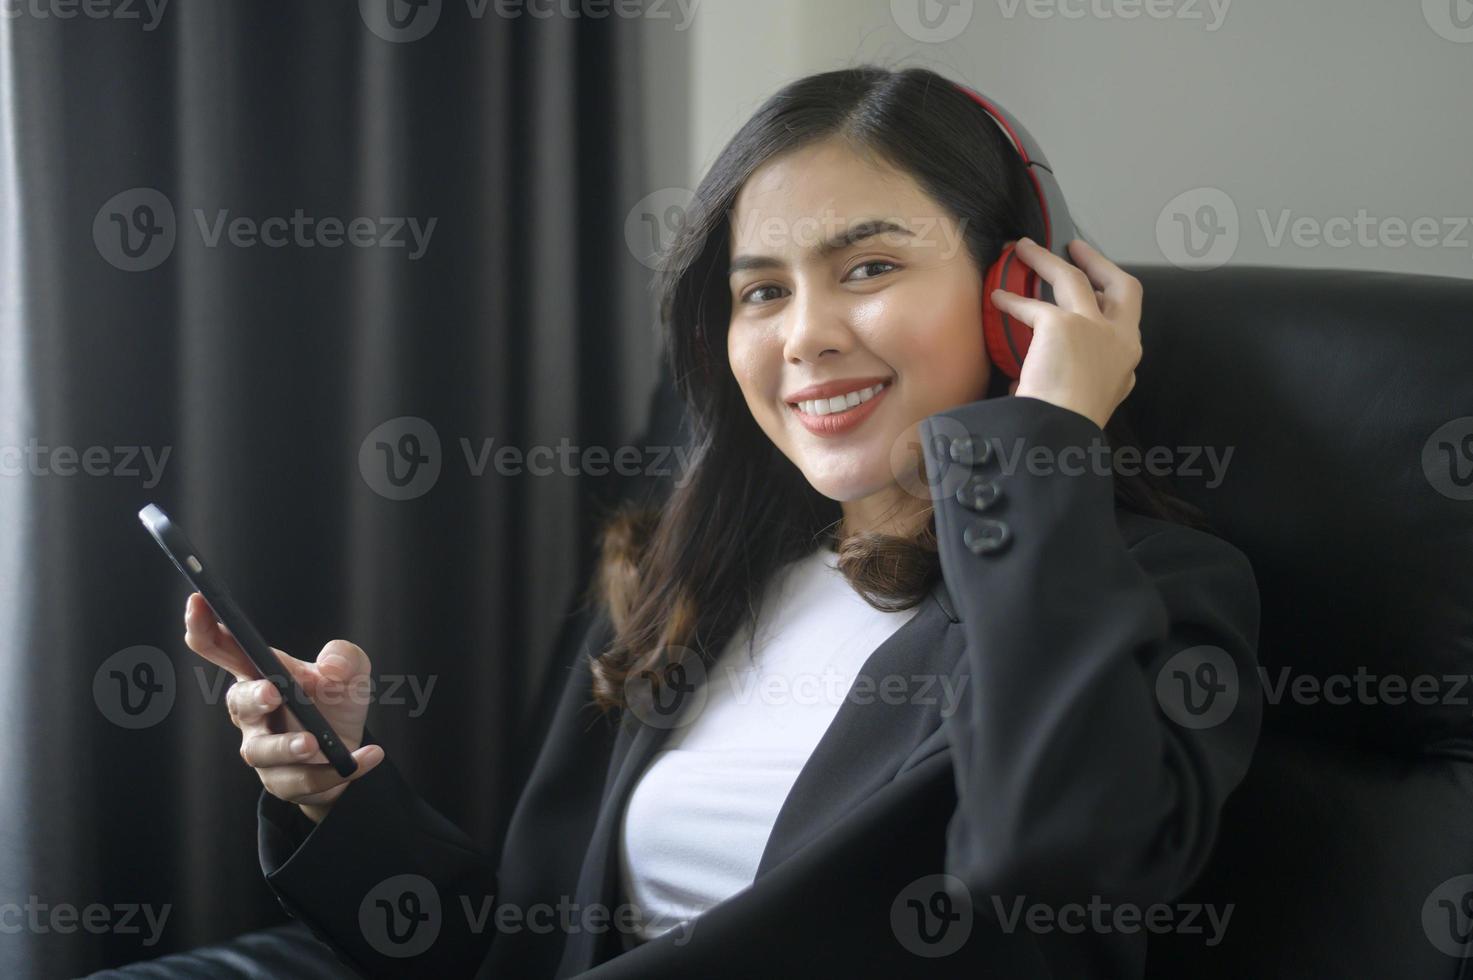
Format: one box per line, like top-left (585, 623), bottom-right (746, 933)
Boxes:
top-left (616, 542), bottom-right (924, 946)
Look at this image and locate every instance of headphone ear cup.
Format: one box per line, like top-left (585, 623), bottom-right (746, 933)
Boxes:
top-left (982, 243), bottom-right (1036, 381)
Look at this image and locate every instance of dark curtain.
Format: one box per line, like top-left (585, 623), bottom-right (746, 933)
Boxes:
top-left (0, 2), bottom-right (661, 976)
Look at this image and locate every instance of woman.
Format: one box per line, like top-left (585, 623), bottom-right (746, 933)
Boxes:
top-left (184, 65), bottom-right (1262, 978)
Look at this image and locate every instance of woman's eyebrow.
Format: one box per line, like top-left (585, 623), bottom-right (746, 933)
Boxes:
top-left (728, 218), bottom-right (914, 276)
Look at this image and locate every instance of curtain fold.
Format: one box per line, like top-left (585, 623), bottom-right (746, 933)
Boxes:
top-left (0, 3), bottom-right (658, 975)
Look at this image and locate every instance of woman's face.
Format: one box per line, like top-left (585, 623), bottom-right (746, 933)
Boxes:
top-left (726, 137), bottom-right (993, 537)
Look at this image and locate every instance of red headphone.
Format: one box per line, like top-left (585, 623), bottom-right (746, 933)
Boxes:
top-left (952, 83), bottom-right (1080, 380)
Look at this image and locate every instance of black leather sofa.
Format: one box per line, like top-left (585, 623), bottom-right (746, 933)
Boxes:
top-left (90, 264), bottom-right (1473, 978)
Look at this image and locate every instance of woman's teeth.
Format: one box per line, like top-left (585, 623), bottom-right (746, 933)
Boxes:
top-left (795, 381), bottom-right (889, 416)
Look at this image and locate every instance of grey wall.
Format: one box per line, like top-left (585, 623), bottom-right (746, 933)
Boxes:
top-left (635, 0), bottom-right (1472, 280)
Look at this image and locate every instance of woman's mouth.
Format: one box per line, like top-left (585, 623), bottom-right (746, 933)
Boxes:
top-left (787, 379), bottom-right (893, 437)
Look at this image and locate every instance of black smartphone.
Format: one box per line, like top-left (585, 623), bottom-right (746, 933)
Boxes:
top-left (139, 503), bottom-right (358, 777)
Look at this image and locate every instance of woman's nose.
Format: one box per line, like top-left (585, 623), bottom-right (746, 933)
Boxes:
top-left (781, 290), bottom-right (853, 364)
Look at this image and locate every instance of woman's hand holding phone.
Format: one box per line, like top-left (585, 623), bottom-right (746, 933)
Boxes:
top-left (183, 593), bottom-right (385, 824)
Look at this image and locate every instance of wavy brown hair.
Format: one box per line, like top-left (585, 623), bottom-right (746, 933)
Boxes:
top-left (584, 65), bottom-right (1207, 716)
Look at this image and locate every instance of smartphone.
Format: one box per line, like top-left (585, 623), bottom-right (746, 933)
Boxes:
top-left (139, 503), bottom-right (358, 777)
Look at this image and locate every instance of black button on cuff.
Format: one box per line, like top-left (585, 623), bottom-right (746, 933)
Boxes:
top-left (948, 435), bottom-right (991, 466)
top-left (963, 518), bottom-right (1011, 555)
top-left (956, 477), bottom-right (1001, 512)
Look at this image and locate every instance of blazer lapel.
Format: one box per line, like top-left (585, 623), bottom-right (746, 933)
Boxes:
top-left (559, 575), bottom-right (964, 974)
top-left (558, 704), bottom-right (668, 973)
top-left (755, 577), bottom-right (964, 876)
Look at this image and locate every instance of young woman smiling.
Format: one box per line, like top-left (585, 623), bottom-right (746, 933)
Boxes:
top-left (186, 65), bottom-right (1262, 978)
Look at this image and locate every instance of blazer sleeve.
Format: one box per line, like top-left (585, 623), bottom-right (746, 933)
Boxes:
top-left (918, 395), bottom-right (1263, 913)
top-left (256, 723), bottom-right (499, 978)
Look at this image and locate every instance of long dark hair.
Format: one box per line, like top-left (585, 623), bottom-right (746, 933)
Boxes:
top-left (585, 65), bottom-right (1207, 715)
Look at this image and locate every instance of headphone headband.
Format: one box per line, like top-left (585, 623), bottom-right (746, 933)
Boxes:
top-left (951, 82), bottom-right (1077, 256)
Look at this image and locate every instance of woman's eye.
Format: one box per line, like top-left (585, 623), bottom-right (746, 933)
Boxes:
top-left (740, 284), bottom-right (787, 305)
top-left (846, 260), bottom-right (897, 281)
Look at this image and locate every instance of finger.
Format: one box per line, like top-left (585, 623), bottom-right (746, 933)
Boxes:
top-left (1066, 239), bottom-right (1142, 323)
top-left (184, 594), bottom-right (256, 681)
top-left (312, 639), bottom-right (371, 684)
top-left (1012, 237), bottom-right (1101, 318)
top-left (226, 677), bottom-right (282, 727)
top-left (241, 730), bottom-right (336, 768)
top-left (262, 744), bottom-right (386, 802)
top-left (307, 640), bottom-right (375, 712)
top-left (988, 287), bottom-right (1055, 328)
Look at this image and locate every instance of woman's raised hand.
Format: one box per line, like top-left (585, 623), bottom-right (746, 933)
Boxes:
top-left (991, 237), bottom-right (1144, 430)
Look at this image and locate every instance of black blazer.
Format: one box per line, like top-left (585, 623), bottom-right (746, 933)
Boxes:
top-left (256, 395), bottom-right (1263, 979)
